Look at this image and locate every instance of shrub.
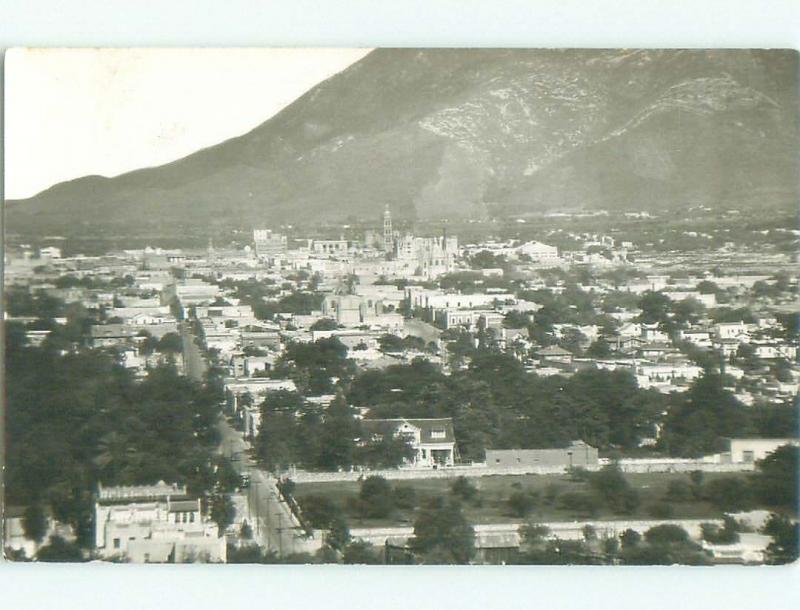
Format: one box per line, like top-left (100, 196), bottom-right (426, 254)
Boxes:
top-left (700, 516), bottom-right (740, 544)
top-left (543, 483), bottom-right (561, 505)
top-left (588, 465), bottom-right (640, 514)
top-left (703, 476), bottom-right (753, 511)
top-left (393, 485), bottom-right (418, 510)
top-left (602, 537), bottom-right (619, 554)
top-left (508, 491), bottom-right (537, 518)
top-left (647, 502), bottom-right (675, 519)
top-left (644, 524), bottom-right (690, 546)
top-left (620, 528), bottom-right (641, 549)
top-left (450, 476), bottom-right (478, 502)
top-left (358, 476), bottom-right (395, 519)
top-left (520, 523), bottom-right (551, 547)
top-left (342, 540), bottom-right (382, 564)
top-left (559, 492), bottom-right (600, 517)
top-left (298, 494), bottom-right (341, 528)
top-left (664, 479), bottom-right (693, 503)
top-left (36, 536), bottom-right (84, 562)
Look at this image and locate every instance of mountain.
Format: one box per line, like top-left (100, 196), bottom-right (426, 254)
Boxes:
top-left (6, 49), bottom-right (798, 233)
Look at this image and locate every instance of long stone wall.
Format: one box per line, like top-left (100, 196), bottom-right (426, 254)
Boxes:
top-left (288, 459), bottom-right (754, 484)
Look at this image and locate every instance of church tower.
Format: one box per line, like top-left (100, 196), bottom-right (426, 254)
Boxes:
top-left (383, 204), bottom-right (393, 257)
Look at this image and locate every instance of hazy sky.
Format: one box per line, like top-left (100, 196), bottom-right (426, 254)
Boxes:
top-left (4, 48), bottom-right (371, 199)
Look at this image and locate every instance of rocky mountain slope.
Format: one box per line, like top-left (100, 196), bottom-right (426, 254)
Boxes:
top-left (7, 49), bottom-right (798, 232)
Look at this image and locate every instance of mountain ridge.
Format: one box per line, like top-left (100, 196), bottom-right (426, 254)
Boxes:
top-left (7, 49), bottom-right (798, 232)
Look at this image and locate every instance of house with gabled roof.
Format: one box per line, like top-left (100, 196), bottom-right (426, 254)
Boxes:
top-left (360, 417), bottom-right (457, 468)
top-left (535, 345), bottom-right (574, 364)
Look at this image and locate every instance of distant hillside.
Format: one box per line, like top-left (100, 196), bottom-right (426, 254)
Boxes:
top-left (6, 49), bottom-right (798, 233)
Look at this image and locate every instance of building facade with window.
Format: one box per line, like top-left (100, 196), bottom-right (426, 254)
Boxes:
top-left (360, 418), bottom-right (457, 467)
top-left (726, 438), bottom-right (799, 464)
top-left (485, 441), bottom-right (599, 469)
top-left (94, 482), bottom-right (225, 563)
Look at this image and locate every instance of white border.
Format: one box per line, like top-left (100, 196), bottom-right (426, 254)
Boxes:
top-left (1, 1), bottom-right (799, 609)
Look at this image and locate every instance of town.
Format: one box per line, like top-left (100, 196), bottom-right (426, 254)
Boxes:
top-left (3, 205), bottom-right (799, 565)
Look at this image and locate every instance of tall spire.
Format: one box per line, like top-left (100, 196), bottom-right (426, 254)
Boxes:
top-left (383, 204), bottom-right (393, 257)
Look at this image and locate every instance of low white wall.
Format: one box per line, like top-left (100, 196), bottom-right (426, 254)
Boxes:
top-left (288, 459), bottom-right (754, 484)
top-left (349, 518), bottom-right (725, 547)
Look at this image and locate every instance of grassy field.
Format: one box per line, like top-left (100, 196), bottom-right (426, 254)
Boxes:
top-left (294, 471), bottom-right (751, 528)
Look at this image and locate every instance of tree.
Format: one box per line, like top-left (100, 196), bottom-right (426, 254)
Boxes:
top-left (638, 291), bottom-right (673, 325)
top-left (342, 540), bottom-right (382, 564)
top-left (696, 280), bottom-right (720, 295)
top-left (5, 341), bottom-right (223, 549)
top-left (751, 445), bottom-right (799, 509)
top-left (559, 492), bottom-right (599, 518)
top-left (209, 493), bottom-right (236, 534)
top-left (620, 539), bottom-right (710, 565)
top-left (22, 505), bottom-right (48, 544)
top-left (672, 298), bottom-right (706, 327)
top-left (325, 516), bottom-right (351, 551)
top-left (393, 485), bottom-right (418, 510)
top-left (508, 491), bottom-right (537, 518)
top-left (36, 536), bottom-right (84, 562)
top-left (588, 464), bottom-right (640, 515)
top-left (586, 337), bottom-right (612, 358)
top-left (762, 513), bottom-right (799, 565)
top-left (450, 476), bottom-right (478, 502)
top-left (310, 318), bottom-right (339, 331)
top-left (664, 479), bottom-right (693, 503)
top-left (644, 524), bottom-right (690, 546)
top-left (620, 529), bottom-right (641, 550)
top-left (139, 335), bottom-right (160, 355)
top-left (700, 517), bottom-right (739, 544)
top-left (703, 476), bottom-right (753, 512)
top-left (411, 497), bottom-right (476, 564)
top-left (559, 327), bottom-right (588, 356)
top-left (226, 543), bottom-right (264, 563)
top-left (316, 394), bottom-right (360, 471)
top-left (297, 494), bottom-right (342, 529)
top-left (659, 373), bottom-right (753, 456)
top-left (519, 523), bottom-right (551, 553)
top-left (358, 476), bottom-right (395, 519)
top-left (214, 457), bottom-right (242, 493)
top-left (377, 334), bottom-right (404, 353)
top-left (469, 250), bottom-right (507, 270)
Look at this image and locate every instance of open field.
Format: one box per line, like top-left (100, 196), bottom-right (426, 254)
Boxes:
top-left (294, 471), bottom-right (755, 529)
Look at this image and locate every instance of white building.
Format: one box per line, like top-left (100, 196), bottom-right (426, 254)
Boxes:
top-left (94, 482), bottom-right (225, 563)
top-left (727, 438), bottom-right (800, 464)
top-left (516, 241), bottom-right (559, 261)
top-left (360, 418), bottom-right (457, 468)
top-left (253, 229), bottom-right (288, 259)
top-left (394, 234), bottom-right (458, 279)
top-left (714, 321), bottom-right (750, 341)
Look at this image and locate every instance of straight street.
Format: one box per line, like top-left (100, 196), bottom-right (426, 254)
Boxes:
top-left (216, 414), bottom-right (307, 555)
top-left (180, 321), bottom-right (208, 382)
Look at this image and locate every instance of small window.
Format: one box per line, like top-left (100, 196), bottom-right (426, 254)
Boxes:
top-left (743, 450), bottom-right (755, 463)
top-left (190, 512), bottom-right (195, 523)
top-left (431, 429), bottom-right (446, 440)
top-left (113, 538), bottom-right (121, 549)
top-left (129, 536), bottom-right (135, 541)
top-left (144, 553), bottom-right (151, 563)
top-left (495, 458), bottom-right (500, 464)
